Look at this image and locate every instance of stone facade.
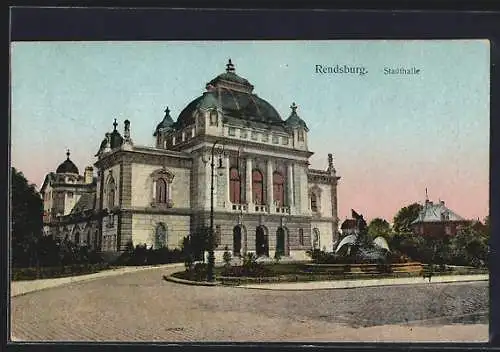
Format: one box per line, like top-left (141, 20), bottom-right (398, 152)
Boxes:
top-left (41, 60), bottom-right (341, 261)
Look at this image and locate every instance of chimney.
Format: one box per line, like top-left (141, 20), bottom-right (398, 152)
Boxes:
top-left (440, 200), bottom-right (445, 206)
top-left (84, 166), bottom-right (94, 184)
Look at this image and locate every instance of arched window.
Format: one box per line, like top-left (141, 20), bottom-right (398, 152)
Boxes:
top-left (156, 178), bottom-right (168, 203)
top-left (273, 172), bottom-right (285, 206)
top-left (151, 169), bottom-right (175, 207)
top-left (299, 228), bottom-right (304, 246)
top-left (229, 167), bottom-right (241, 204)
top-left (311, 193), bottom-right (318, 212)
top-left (155, 223), bottom-right (167, 249)
top-left (107, 177), bottom-right (116, 209)
top-left (252, 170), bottom-right (264, 205)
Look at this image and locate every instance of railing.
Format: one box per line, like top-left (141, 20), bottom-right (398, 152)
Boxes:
top-left (231, 203), bottom-right (248, 211)
top-left (275, 206), bottom-right (290, 214)
top-left (254, 205), bottom-right (267, 213)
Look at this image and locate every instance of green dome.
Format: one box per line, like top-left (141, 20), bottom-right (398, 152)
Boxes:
top-left (176, 59), bottom-right (285, 131)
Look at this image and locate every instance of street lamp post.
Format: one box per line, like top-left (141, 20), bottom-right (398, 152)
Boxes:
top-left (202, 140), bottom-right (224, 282)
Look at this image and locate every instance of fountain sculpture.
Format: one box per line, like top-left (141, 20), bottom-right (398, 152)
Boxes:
top-left (335, 210), bottom-right (391, 263)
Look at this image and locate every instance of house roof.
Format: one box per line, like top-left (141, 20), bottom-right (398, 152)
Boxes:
top-left (412, 200), bottom-right (465, 224)
top-left (70, 193), bottom-right (96, 214)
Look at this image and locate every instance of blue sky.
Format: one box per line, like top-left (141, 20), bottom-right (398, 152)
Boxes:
top-left (10, 40), bottom-right (490, 221)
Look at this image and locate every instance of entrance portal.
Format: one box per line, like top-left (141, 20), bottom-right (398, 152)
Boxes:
top-left (276, 227), bottom-right (286, 256)
top-left (233, 226), bottom-right (242, 256)
top-left (255, 226), bottom-right (269, 257)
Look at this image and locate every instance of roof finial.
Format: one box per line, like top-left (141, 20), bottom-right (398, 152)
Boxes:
top-left (425, 187), bottom-right (429, 201)
top-left (113, 118), bottom-right (118, 131)
top-left (164, 107), bottom-right (170, 116)
top-left (290, 102), bottom-right (298, 114)
top-left (66, 149), bottom-right (70, 160)
top-left (226, 58), bottom-right (235, 73)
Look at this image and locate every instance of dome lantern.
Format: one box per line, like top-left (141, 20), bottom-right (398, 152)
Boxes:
top-left (285, 102), bottom-right (309, 131)
top-left (154, 106), bottom-right (175, 137)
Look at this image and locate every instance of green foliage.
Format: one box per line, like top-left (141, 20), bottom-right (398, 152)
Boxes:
top-left (274, 250), bottom-right (282, 264)
top-left (367, 218), bottom-right (392, 239)
top-left (11, 167), bottom-right (44, 268)
top-left (114, 243), bottom-right (184, 266)
top-left (390, 226), bottom-right (488, 268)
top-left (185, 263), bottom-right (208, 281)
top-left (306, 249), bottom-right (392, 265)
top-left (448, 225), bottom-right (488, 267)
top-left (219, 252), bottom-right (272, 277)
top-left (392, 203), bottom-right (423, 234)
top-left (12, 263), bottom-right (111, 281)
top-left (186, 227), bottom-right (210, 261)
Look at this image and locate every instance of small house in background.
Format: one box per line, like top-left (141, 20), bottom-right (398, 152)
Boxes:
top-left (411, 199), bottom-right (470, 237)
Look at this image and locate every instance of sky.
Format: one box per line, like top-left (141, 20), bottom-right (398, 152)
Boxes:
top-left (10, 40), bottom-right (490, 222)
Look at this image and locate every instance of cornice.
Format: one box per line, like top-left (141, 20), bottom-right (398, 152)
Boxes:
top-left (169, 134), bottom-right (314, 159)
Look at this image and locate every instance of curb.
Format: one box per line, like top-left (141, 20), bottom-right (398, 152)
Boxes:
top-left (163, 274), bottom-right (220, 286)
top-left (235, 274), bottom-right (489, 291)
top-left (11, 263), bottom-right (184, 297)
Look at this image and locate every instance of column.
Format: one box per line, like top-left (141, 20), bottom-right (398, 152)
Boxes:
top-left (266, 159), bottom-right (273, 211)
top-left (204, 154), bottom-right (210, 209)
top-left (246, 157), bottom-right (253, 206)
top-left (287, 163), bottom-right (294, 208)
top-left (167, 182), bottom-right (172, 201)
top-left (152, 180), bottom-right (156, 201)
top-left (225, 154), bottom-right (231, 207)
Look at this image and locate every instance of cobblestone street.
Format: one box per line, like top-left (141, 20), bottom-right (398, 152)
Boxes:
top-left (10, 267), bottom-right (488, 342)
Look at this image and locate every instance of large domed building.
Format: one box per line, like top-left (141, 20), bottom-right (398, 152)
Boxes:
top-left (42, 60), bottom-right (341, 260)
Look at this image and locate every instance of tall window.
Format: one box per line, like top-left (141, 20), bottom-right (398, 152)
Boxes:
top-left (299, 228), bottom-right (304, 246)
top-left (156, 178), bottom-right (168, 203)
top-left (298, 129), bottom-right (305, 141)
top-left (107, 177), bottom-right (116, 209)
top-left (210, 110), bottom-right (218, 126)
top-left (273, 172), bottom-right (285, 206)
top-left (252, 170), bottom-right (264, 205)
top-left (229, 167), bottom-right (241, 204)
top-left (152, 169), bottom-right (174, 207)
top-left (311, 193), bottom-right (318, 212)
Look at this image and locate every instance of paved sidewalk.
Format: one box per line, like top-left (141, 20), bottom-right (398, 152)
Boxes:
top-left (238, 274), bottom-right (489, 290)
top-left (10, 263), bottom-right (184, 297)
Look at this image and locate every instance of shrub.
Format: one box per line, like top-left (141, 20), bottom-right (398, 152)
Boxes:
top-left (114, 244), bottom-right (184, 266)
top-left (186, 262), bottom-right (208, 281)
top-left (274, 251), bottom-right (282, 264)
top-left (221, 252), bottom-right (273, 278)
top-left (222, 246), bottom-right (232, 268)
top-left (12, 263), bottom-right (111, 281)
